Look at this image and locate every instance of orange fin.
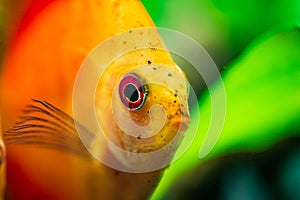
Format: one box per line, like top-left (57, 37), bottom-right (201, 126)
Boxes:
top-left (5, 99), bottom-right (93, 159)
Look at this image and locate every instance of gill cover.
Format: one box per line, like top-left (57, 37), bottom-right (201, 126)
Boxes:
top-left (73, 28), bottom-right (190, 173)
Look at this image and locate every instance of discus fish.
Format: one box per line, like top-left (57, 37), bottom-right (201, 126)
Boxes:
top-left (1, 0), bottom-right (190, 199)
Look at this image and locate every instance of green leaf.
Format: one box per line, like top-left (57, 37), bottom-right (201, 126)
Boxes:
top-left (151, 27), bottom-right (300, 200)
top-left (142, 0), bottom-right (300, 66)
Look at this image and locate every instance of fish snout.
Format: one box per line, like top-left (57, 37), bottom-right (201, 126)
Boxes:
top-left (171, 115), bottom-right (191, 132)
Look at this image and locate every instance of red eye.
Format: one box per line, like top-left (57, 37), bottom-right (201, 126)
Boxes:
top-left (119, 74), bottom-right (147, 111)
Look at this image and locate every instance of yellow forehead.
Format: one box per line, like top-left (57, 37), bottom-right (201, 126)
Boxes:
top-left (102, 48), bottom-right (183, 78)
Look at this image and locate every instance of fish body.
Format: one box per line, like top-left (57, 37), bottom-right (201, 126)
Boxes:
top-left (1, 0), bottom-right (190, 199)
top-left (1, 0), bottom-right (158, 131)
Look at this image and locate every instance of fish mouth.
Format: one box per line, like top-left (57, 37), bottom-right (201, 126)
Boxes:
top-left (172, 116), bottom-right (191, 132)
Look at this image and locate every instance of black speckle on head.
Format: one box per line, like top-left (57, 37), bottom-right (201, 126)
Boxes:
top-left (173, 100), bottom-right (177, 103)
top-left (129, 30), bottom-right (132, 33)
top-left (141, 54), bottom-right (143, 57)
top-left (137, 135), bottom-right (142, 139)
top-left (153, 67), bottom-right (157, 70)
top-left (154, 96), bottom-right (156, 99)
top-left (160, 135), bottom-right (163, 137)
top-left (174, 93), bottom-right (178, 97)
top-left (168, 73), bottom-right (172, 77)
top-left (137, 21), bottom-right (144, 27)
top-left (147, 60), bottom-right (152, 64)
top-left (114, 170), bottom-right (120, 175)
top-left (147, 110), bottom-right (149, 114)
top-left (123, 41), bottom-right (127, 45)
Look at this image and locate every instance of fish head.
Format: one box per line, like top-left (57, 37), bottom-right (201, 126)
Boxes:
top-left (95, 48), bottom-right (190, 159)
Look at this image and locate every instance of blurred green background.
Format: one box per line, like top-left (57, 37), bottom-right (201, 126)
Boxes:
top-left (142, 0), bottom-right (300, 67)
top-left (141, 0), bottom-right (300, 199)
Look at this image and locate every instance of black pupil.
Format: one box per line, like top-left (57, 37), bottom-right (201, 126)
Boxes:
top-left (124, 84), bottom-right (139, 102)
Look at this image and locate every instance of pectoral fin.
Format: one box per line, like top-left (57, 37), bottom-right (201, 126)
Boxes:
top-left (5, 99), bottom-right (94, 159)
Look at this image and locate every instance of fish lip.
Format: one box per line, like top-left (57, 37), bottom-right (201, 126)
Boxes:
top-left (172, 116), bottom-right (191, 132)
top-left (180, 119), bottom-right (191, 132)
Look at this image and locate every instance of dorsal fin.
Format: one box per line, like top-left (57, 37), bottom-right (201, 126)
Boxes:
top-left (5, 99), bottom-right (94, 159)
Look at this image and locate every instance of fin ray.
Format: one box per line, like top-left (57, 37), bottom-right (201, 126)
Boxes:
top-left (5, 99), bottom-right (94, 159)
